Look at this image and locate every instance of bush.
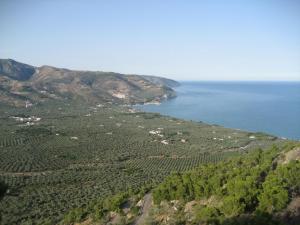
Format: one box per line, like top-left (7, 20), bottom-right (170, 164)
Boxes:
top-left (63, 208), bottom-right (86, 224)
top-left (257, 182), bottom-right (289, 213)
top-left (103, 192), bottom-right (128, 212)
top-left (221, 196), bottom-right (246, 217)
top-left (195, 206), bottom-right (221, 224)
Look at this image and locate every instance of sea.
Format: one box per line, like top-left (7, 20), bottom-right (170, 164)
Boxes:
top-left (134, 81), bottom-right (300, 140)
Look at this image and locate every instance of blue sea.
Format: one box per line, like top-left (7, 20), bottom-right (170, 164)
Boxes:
top-left (135, 81), bottom-right (300, 140)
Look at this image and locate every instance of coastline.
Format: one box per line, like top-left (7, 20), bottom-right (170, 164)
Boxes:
top-left (133, 81), bottom-right (300, 140)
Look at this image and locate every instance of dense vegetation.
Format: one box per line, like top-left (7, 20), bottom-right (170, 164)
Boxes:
top-left (52, 143), bottom-right (300, 225)
top-left (62, 189), bottom-right (144, 225)
top-left (0, 100), bottom-right (282, 225)
top-left (150, 143), bottom-right (300, 225)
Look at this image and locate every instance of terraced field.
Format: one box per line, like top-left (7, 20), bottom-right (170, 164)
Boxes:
top-left (0, 100), bottom-right (284, 224)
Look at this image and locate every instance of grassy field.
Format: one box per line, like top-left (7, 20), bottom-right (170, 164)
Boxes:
top-left (0, 100), bottom-right (284, 224)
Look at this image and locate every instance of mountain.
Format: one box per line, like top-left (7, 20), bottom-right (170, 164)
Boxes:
top-left (0, 59), bottom-right (35, 81)
top-left (141, 75), bottom-right (180, 88)
top-left (0, 59), bottom-right (179, 107)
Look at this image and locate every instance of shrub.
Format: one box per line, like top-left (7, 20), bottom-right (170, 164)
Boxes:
top-left (63, 208), bottom-right (86, 224)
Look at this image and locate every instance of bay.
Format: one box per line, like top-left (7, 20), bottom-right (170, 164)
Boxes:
top-left (135, 81), bottom-right (300, 140)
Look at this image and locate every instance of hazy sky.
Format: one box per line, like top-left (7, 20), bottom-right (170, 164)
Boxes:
top-left (1, 0), bottom-right (300, 81)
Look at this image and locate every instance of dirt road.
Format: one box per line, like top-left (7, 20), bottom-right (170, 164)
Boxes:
top-left (133, 193), bottom-right (152, 225)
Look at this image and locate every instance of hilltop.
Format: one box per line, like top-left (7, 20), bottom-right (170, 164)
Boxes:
top-left (0, 59), bottom-right (178, 107)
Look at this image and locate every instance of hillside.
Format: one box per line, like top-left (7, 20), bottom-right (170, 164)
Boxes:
top-left (0, 59), bottom-right (178, 107)
top-left (64, 143), bottom-right (300, 225)
top-left (149, 144), bottom-right (300, 225)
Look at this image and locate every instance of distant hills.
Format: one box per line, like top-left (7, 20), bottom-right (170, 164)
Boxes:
top-left (0, 59), bottom-right (179, 107)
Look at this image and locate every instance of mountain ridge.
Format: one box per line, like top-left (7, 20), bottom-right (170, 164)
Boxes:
top-left (0, 59), bottom-right (179, 107)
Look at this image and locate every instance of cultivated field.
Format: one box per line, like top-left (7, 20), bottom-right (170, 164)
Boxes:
top-left (0, 100), bottom-right (283, 224)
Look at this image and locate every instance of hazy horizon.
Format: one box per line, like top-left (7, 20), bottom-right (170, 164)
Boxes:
top-left (2, 57), bottom-right (300, 82)
top-left (1, 0), bottom-right (300, 81)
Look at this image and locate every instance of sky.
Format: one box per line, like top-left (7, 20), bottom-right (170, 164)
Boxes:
top-left (0, 0), bottom-right (300, 81)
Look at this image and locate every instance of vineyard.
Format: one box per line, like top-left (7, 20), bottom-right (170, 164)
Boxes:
top-left (0, 100), bottom-right (283, 224)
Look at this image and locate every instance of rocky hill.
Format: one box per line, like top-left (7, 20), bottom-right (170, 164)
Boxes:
top-left (0, 59), bottom-right (179, 107)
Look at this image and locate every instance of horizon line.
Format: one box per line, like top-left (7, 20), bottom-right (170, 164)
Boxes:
top-left (177, 79), bottom-right (300, 82)
top-left (2, 58), bottom-right (300, 82)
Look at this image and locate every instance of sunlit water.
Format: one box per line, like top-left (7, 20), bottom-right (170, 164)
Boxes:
top-left (135, 81), bottom-right (300, 140)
